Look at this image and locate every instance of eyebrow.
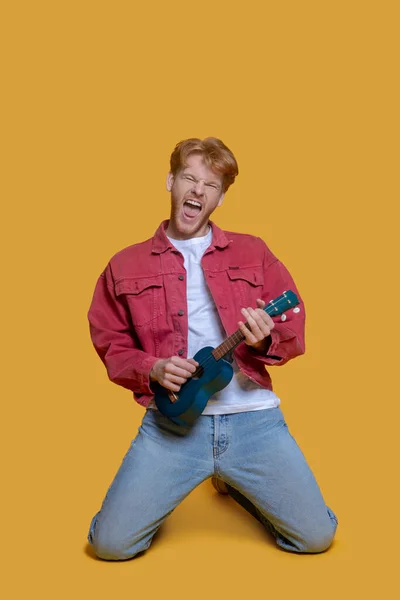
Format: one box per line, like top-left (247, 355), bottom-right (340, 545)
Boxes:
top-left (182, 171), bottom-right (221, 186)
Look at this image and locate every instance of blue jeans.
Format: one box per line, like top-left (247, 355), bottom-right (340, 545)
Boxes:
top-left (88, 408), bottom-right (338, 559)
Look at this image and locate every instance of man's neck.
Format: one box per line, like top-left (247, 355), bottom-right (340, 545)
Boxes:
top-left (165, 222), bottom-right (211, 241)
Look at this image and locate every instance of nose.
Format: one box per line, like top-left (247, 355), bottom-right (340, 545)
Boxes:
top-left (193, 180), bottom-right (205, 196)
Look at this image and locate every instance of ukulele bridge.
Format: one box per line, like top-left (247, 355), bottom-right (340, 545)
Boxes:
top-left (168, 391), bottom-right (179, 403)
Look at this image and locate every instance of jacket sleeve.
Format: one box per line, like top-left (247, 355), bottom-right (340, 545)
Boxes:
top-left (248, 240), bottom-right (306, 367)
top-left (87, 264), bottom-right (159, 396)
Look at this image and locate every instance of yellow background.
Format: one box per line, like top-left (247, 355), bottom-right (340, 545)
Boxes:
top-left (1, 0), bottom-right (399, 598)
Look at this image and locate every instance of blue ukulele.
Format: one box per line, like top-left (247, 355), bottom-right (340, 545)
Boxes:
top-left (154, 290), bottom-right (299, 427)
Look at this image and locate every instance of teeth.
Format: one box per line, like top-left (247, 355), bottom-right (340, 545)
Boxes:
top-left (186, 200), bottom-right (201, 208)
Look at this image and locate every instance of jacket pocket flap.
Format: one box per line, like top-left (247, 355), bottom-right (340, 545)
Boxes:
top-left (115, 276), bottom-right (163, 296)
top-left (227, 268), bottom-right (263, 286)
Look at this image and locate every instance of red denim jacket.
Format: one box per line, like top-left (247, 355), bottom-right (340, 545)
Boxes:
top-left (88, 220), bottom-right (305, 407)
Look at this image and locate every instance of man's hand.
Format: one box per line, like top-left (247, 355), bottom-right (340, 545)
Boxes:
top-left (150, 356), bottom-right (199, 394)
top-left (238, 298), bottom-right (275, 352)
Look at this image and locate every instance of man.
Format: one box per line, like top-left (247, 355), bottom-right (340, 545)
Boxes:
top-left (87, 137), bottom-right (337, 560)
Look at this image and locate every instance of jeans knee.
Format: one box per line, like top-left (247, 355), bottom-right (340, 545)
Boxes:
top-left (295, 507), bottom-right (338, 554)
top-left (91, 529), bottom-right (150, 561)
top-left (299, 530), bottom-right (335, 553)
top-left (276, 528), bottom-right (335, 554)
top-left (92, 542), bottom-right (137, 561)
top-left (298, 514), bottom-right (337, 553)
top-left (277, 514), bottom-right (337, 554)
top-left (88, 516), bottom-right (146, 561)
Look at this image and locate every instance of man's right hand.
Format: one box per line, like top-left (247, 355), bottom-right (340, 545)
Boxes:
top-left (149, 356), bottom-right (199, 393)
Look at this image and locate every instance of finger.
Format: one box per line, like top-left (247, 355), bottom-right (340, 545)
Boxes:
top-left (165, 373), bottom-right (187, 385)
top-left (187, 358), bottom-right (199, 368)
top-left (256, 298), bottom-right (266, 309)
top-left (163, 380), bottom-right (181, 392)
top-left (240, 307), bottom-right (266, 339)
top-left (256, 309), bottom-right (275, 331)
top-left (252, 308), bottom-right (274, 335)
top-left (238, 320), bottom-right (258, 345)
top-left (255, 300), bottom-right (276, 330)
top-left (264, 312), bottom-right (275, 330)
top-left (171, 356), bottom-right (198, 372)
top-left (248, 306), bottom-right (275, 333)
top-left (167, 365), bottom-right (195, 379)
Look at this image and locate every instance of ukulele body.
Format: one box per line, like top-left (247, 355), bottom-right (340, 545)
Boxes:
top-left (154, 346), bottom-right (234, 427)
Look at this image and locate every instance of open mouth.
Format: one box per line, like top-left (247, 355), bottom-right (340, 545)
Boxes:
top-left (182, 199), bottom-right (202, 220)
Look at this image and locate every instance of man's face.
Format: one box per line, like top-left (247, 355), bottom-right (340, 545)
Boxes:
top-left (166, 153), bottom-right (225, 240)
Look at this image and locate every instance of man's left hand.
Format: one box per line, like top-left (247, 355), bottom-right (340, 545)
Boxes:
top-left (238, 299), bottom-right (275, 352)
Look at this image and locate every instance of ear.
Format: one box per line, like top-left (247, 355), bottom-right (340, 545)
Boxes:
top-left (217, 192), bottom-right (225, 207)
top-left (166, 172), bottom-right (174, 192)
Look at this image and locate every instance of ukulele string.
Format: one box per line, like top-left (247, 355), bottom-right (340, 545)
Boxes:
top-left (191, 336), bottom-right (241, 377)
top-left (192, 328), bottom-right (247, 375)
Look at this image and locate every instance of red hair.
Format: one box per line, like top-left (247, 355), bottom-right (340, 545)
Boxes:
top-left (170, 137), bottom-right (239, 192)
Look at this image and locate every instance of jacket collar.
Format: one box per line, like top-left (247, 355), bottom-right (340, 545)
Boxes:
top-left (151, 220), bottom-right (231, 254)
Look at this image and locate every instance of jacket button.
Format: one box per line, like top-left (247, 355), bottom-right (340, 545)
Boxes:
top-left (178, 310), bottom-right (184, 316)
top-left (178, 275), bottom-right (184, 280)
top-left (178, 349), bottom-right (184, 356)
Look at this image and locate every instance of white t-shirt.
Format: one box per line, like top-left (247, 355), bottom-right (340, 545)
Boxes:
top-left (149, 227), bottom-right (280, 414)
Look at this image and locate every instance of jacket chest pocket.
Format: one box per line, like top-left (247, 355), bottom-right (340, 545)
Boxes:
top-left (115, 276), bottom-right (163, 328)
top-left (227, 266), bottom-right (264, 307)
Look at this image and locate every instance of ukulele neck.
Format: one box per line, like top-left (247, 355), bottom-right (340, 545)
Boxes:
top-left (211, 290), bottom-right (298, 361)
top-left (212, 329), bottom-right (245, 361)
